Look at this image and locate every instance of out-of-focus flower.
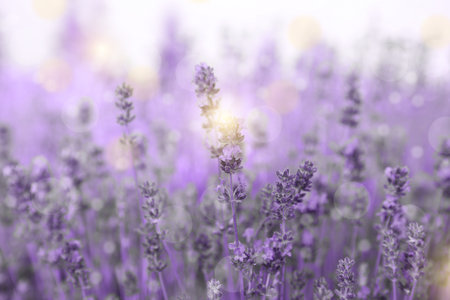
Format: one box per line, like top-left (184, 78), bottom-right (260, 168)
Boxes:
top-left (338, 138), bottom-right (365, 182)
top-left (140, 181), bottom-right (165, 224)
top-left (0, 124), bottom-right (12, 163)
top-left (59, 240), bottom-right (90, 288)
top-left (194, 63), bottom-right (219, 98)
top-left (385, 166), bottom-right (410, 198)
top-left (436, 139), bottom-right (450, 199)
top-left (340, 74), bottom-right (362, 128)
top-left (207, 278), bottom-right (223, 300)
top-left (143, 227), bottom-right (167, 273)
top-left (290, 270), bottom-right (306, 300)
top-left (115, 83), bottom-right (135, 126)
top-left (314, 277), bottom-right (333, 300)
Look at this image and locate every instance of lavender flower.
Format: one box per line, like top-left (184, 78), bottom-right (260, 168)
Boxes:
top-left (47, 206), bottom-right (65, 242)
top-left (335, 257), bottom-right (356, 300)
top-left (381, 228), bottom-right (399, 299)
top-left (217, 177), bottom-right (247, 204)
top-left (194, 63), bottom-right (219, 98)
top-left (143, 227), bottom-right (167, 273)
top-left (123, 271), bottom-right (139, 296)
top-left (115, 83), bottom-right (135, 126)
top-left (271, 161), bottom-right (317, 221)
top-left (436, 139), bottom-right (450, 199)
top-left (313, 277), bottom-right (333, 300)
top-left (385, 166), bottom-right (410, 198)
top-left (402, 222), bottom-right (425, 298)
top-left (207, 278), bottom-right (223, 300)
top-left (194, 233), bottom-right (215, 276)
top-left (338, 138), bottom-right (365, 182)
top-left (193, 63), bottom-right (220, 135)
top-left (228, 241), bottom-right (251, 270)
top-left (340, 74), bottom-right (362, 128)
top-left (140, 181), bottom-right (165, 224)
top-left (219, 144), bottom-right (243, 174)
top-left (381, 229), bottom-right (399, 280)
top-left (0, 124), bottom-right (11, 163)
top-left (438, 138), bottom-right (450, 158)
top-left (290, 270), bottom-right (306, 300)
top-left (378, 166), bottom-right (409, 234)
top-left (59, 240), bottom-right (90, 288)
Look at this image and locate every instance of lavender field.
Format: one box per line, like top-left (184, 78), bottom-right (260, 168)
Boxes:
top-left (1, 1), bottom-right (450, 299)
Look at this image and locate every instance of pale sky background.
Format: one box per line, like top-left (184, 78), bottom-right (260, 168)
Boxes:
top-left (1, 0), bottom-right (449, 76)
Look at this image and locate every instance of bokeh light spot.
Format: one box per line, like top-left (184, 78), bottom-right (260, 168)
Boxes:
top-left (263, 80), bottom-right (299, 114)
top-left (288, 16), bottom-right (322, 51)
top-left (105, 138), bottom-right (133, 171)
top-left (159, 204), bottom-right (193, 245)
top-left (428, 117), bottom-right (450, 154)
top-left (127, 66), bottom-right (160, 101)
top-left (411, 146), bottom-right (424, 159)
top-left (334, 181), bottom-right (370, 220)
top-left (245, 106), bottom-right (282, 145)
top-left (60, 98), bottom-right (98, 133)
top-left (32, 0), bottom-right (67, 20)
top-left (421, 15), bottom-right (450, 49)
top-left (85, 36), bottom-right (124, 74)
top-left (36, 58), bottom-right (72, 92)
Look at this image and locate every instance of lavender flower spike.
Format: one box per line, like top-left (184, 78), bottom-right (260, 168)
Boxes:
top-left (194, 63), bottom-right (219, 98)
top-left (381, 228), bottom-right (399, 300)
top-left (207, 278), bottom-right (223, 300)
top-left (335, 257), bottom-right (356, 300)
top-left (115, 83), bottom-right (135, 126)
top-left (314, 277), bottom-right (334, 300)
top-left (403, 222), bottom-right (425, 300)
top-left (385, 166), bottom-right (410, 198)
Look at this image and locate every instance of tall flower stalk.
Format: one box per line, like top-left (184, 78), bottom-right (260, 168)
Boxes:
top-left (402, 223), bottom-right (425, 300)
top-left (373, 166), bottom-right (409, 296)
top-left (115, 83), bottom-right (148, 298)
top-left (194, 63), bottom-right (246, 299)
top-left (264, 161), bottom-right (317, 299)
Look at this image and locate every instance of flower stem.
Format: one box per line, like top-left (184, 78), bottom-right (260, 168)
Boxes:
top-left (162, 238), bottom-right (184, 291)
top-left (158, 271), bottom-right (169, 300)
top-left (392, 279), bottom-right (397, 300)
top-left (409, 280), bottom-right (417, 300)
top-left (230, 174), bottom-right (239, 246)
top-left (280, 219), bottom-right (286, 300)
top-left (229, 173), bottom-right (245, 300)
top-left (262, 272), bottom-right (271, 300)
top-left (124, 126), bottom-right (147, 299)
top-left (351, 224), bottom-right (358, 258)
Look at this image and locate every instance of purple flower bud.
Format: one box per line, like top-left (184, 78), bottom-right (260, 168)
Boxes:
top-left (193, 63), bottom-right (219, 98)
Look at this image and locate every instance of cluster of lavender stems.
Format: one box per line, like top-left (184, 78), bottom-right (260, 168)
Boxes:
top-left (1, 19), bottom-right (450, 300)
